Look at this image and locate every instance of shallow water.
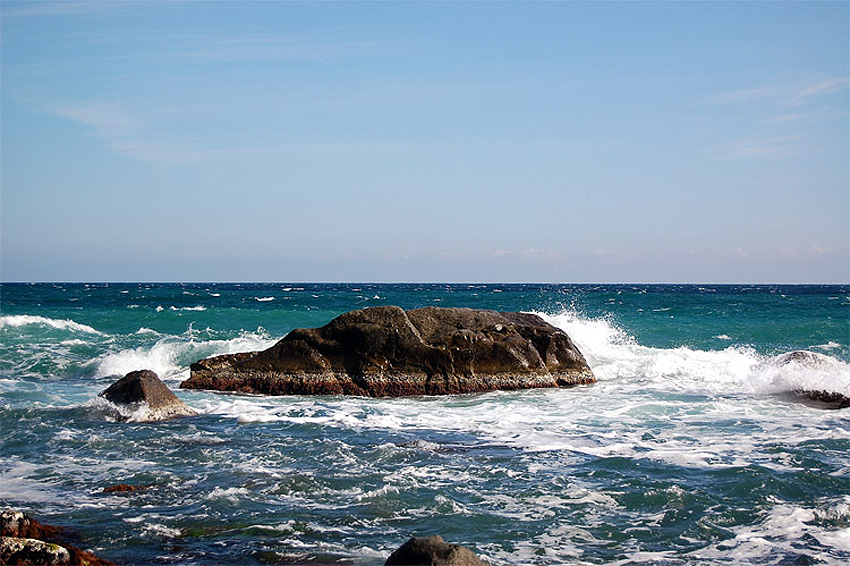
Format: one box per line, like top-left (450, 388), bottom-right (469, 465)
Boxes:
top-left (1, 283), bottom-right (848, 564)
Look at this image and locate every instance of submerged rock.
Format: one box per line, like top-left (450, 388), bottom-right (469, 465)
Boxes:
top-left (771, 351), bottom-right (850, 410)
top-left (385, 535), bottom-right (487, 566)
top-left (786, 389), bottom-right (850, 410)
top-left (773, 350), bottom-right (840, 369)
top-left (99, 370), bottom-right (197, 422)
top-left (181, 306), bottom-right (595, 397)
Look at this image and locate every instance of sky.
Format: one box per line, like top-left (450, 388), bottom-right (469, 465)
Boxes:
top-left (1, 1), bottom-right (848, 283)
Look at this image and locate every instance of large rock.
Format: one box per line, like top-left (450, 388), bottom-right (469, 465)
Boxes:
top-left (100, 370), bottom-right (197, 421)
top-left (181, 306), bottom-right (595, 397)
top-left (385, 536), bottom-right (487, 566)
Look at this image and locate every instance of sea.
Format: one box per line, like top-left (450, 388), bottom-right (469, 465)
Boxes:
top-left (1, 283), bottom-right (848, 565)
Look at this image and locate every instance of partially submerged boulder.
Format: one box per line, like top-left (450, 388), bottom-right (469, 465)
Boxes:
top-left (385, 535), bottom-right (487, 566)
top-left (782, 388), bottom-right (850, 410)
top-left (181, 306), bottom-right (595, 397)
top-left (100, 370), bottom-right (197, 422)
top-left (771, 351), bottom-right (850, 410)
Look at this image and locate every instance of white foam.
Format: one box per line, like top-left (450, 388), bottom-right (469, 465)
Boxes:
top-left (534, 310), bottom-right (850, 397)
top-left (95, 328), bottom-right (276, 383)
top-left (751, 352), bottom-right (850, 396)
top-left (0, 314), bottom-right (102, 335)
top-left (691, 499), bottom-right (850, 564)
top-left (255, 296), bottom-right (275, 302)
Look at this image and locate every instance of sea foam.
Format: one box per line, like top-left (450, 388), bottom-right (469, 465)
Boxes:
top-left (95, 329), bottom-right (276, 383)
top-left (536, 310), bottom-right (850, 397)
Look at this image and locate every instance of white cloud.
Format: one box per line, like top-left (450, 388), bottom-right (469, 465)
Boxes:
top-left (787, 78), bottom-right (849, 107)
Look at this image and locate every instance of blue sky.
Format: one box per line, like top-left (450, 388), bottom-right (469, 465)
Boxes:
top-left (2, 1), bottom-right (848, 283)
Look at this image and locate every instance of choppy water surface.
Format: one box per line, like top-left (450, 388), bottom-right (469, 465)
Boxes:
top-left (1, 284), bottom-right (848, 565)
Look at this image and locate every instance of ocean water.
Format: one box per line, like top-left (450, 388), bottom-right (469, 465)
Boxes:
top-left (1, 283), bottom-right (848, 565)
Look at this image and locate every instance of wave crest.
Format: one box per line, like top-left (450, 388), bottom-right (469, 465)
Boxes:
top-left (535, 310), bottom-right (850, 397)
top-left (0, 314), bottom-right (102, 335)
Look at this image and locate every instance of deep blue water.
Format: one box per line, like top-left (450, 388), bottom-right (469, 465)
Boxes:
top-left (1, 283), bottom-right (849, 565)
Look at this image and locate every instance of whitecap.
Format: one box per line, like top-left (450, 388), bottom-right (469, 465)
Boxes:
top-left (255, 297), bottom-right (275, 302)
top-left (95, 328), bottom-right (275, 383)
top-left (0, 314), bottom-right (102, 335)
top-left (534, 310), bottom-right (850, 397)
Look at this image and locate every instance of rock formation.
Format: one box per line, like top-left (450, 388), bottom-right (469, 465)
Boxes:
top-left (181, 306), bottom-right (595, 397)
top-left (99, 370), bottom-right (197, 422)
top-left (385, 535), bottom-right (487, 566)
top-left (0, 509), bottom-right (112, 566)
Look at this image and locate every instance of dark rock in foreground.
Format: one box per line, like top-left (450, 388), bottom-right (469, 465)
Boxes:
top-left (1, 509), bottom-right (60, 541)
top-left (100, 370), bottom-right (197, 422)
top-left (181, 306), bottom-right (595, 397)
top-left (0, 536), bottom-right (70, 565)
top-left (385, 536), bottom-right (487, 566)
top-left (1, 509), bottom-right (112, 566)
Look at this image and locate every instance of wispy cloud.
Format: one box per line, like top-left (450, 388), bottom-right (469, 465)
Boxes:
top-left (787, 78), bottom-right (848, 107)
top-left (53, 102), bottom-right (142, 139)
top-left (50, 102), bottom-right (218, 163)
top-left (711, 135), bottom-right (809, 161)
top-left (174, 37), bottom-right (390, 63)
top-left (699, 87), bottom-right (780, 106)
top-left (702, 77), bottom-right (847, 110)
top-left (1, 0), bottom-right (121, 18)
top-left (703, 77), bottom-right (848, 160)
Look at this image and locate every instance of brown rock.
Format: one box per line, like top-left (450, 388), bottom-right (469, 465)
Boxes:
top-left (100, 369), bottom-right (197, 421)
top-left (0, 510), bottom-right (112, 566)
top-left (102, 484), bottom-right (148, 493)
top-left (181, 306), bottom-right (594, 397)
top-left (1, 509), bottom-right (60, 541)
top-left (0, 537), bottom-right (71, 565)
top-left (385, 536), bottom-right (487, 566)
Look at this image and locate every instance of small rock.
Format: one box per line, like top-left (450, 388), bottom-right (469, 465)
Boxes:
top-left (0, 536), bottom-right (71, 565)
top-left (385, 536), bottom-right (487, 566)
top-left (102, 484), bottom-right (148, 493)
top-left (100, 369), bottom-right (197, 422)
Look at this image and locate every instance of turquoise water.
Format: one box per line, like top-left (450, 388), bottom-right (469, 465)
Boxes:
top-left (1, 283), bottom-right (848, 565)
